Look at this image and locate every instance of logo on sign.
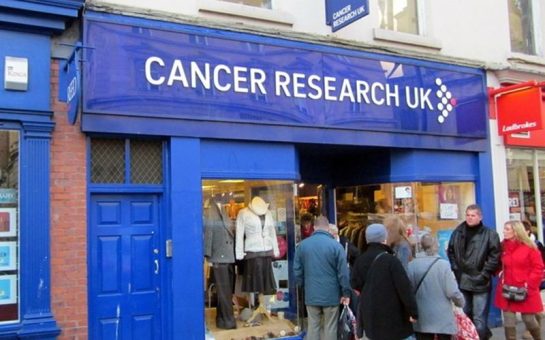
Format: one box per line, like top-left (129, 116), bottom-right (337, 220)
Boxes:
top-left (434, 78), bottom-right (457, 124)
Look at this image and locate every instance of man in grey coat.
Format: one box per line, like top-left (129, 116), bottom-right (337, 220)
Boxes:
top-left (294, 216), bottom-right (351, 340)
top-left (204, 197), bottom-right (236, 329)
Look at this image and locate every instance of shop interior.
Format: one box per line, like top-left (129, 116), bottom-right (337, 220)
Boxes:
top-left (202, 145), bottom-right (476, 339)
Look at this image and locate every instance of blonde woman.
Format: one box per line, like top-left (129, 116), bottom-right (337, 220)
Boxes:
top-left (494, 220), bottom-right (544, 340)
top-left (384, 215), bottom-right (413, 271)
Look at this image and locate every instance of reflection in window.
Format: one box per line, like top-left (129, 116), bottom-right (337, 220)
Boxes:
top-left (336, 182), bottom-right (475, 255)
top-left (202, 179), bottom-right (298, 337)
top-left (506, 148), bottom-right (545, 239)
top-left (0, 130), bottom-right (19, 323)
top-left (378, 0), bottom-right (419, 34)
top-left (508, 0), bottom-right (536, 55)
top-left (219, 0), bottom-right (271, 9)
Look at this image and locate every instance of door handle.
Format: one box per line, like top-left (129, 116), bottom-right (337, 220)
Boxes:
top-left (154, 259), bottom-right (159, 274)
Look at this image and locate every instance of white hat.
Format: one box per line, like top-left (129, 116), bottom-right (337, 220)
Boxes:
top-left (248, 196), bottom-right (269, 216)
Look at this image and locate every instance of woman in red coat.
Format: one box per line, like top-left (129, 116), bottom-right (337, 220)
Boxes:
top-left (494, 220), bottom-right (544, 340)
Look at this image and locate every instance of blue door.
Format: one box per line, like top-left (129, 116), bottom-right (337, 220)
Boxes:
top-left (89, 194), bottom-right (162, 339)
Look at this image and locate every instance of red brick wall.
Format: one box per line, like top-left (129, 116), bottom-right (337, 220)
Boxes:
top-left (50, 59), bottom-right (88, 339)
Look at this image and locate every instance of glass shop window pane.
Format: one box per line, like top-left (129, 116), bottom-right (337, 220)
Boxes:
top-left (202, 179), bottom-right (300, 338)
top-left (0, 130), bottom-right (19, 323)
top-left (508, 0), bottom-right (536, 55)
top-left (378, 0), bottom-right (419, 35)
top-left (335, 182), bottom-right (475, 255)
top-left (506, 149), bottom-right (535, 223)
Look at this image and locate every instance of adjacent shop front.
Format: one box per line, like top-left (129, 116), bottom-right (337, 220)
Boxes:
top-left (82, 11), bottom-right (494, 339)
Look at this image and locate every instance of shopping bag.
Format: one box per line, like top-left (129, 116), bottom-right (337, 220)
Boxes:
top-left (453, 307), bottom-right (479, 340)
top-left (337, 304), bottom-right (356, 340)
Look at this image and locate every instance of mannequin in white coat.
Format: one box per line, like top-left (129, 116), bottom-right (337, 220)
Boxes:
top-left (235, 196), bottom-right (280, 323)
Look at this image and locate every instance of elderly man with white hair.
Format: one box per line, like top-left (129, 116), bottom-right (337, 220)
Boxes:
top-left (294, 215), bottom-right (351, 340)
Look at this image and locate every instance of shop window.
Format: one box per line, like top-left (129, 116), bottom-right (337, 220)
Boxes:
top-left (506, 148), bottom-right (545, 238)
top-left (378, 0), bottom-right (419, 35)
top-left (0, 130), bottom-right (19, 323)
top-left (508, 0), bottom-right (538, 55)
top-left (336, 182), bottom-right (475, 255)
top-left (90, 138), bottom-right (163, 184)
top-left (218, 0), bottom-right (272, 9)
top-left (202, 179), bottom-right (301, 338)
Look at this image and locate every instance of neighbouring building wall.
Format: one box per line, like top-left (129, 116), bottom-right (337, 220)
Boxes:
top-left (50, 59), bottom-right (88, 339)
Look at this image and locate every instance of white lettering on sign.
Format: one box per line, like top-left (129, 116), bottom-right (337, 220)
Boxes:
top-left (502, 121), bottom-right (538, 133)
top-left (332, 5), bottom-right (366, 29)
top-left (143, 56), bottom-right (451, 112)
top-left (67, 76), bottom-right (77, 102)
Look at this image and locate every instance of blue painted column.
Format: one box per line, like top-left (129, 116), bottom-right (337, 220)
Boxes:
top-left (18, 121), bottom-right (60, 339)
top-left (169, 137), bottom-right (204, 339)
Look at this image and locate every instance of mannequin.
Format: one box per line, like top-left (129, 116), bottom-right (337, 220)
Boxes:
top-left (235, 196), bottom-right (279, 323)
top-left (204, 196), bottom-right (236, 329)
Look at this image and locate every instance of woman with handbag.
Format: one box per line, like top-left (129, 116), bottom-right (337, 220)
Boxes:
top-left (408, 234), bottom-right (465, 340)
top-left (494, 220), bottom-right (544, 340)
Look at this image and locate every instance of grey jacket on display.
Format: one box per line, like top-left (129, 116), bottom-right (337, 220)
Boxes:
top-left (204, 199), bottom-right (235, 264)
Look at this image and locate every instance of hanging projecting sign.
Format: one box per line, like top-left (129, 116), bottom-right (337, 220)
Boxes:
top-left (58, 43), bottom-right (81, 125)
top-left (83, 16), bottom-right (488, 139)
top-left (496, 87), bottom-right (544, 135)
top-left (325, 0), bottom-right (369, 32)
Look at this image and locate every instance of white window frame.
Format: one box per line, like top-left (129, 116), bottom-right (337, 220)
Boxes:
top-left (373, 0), bottom-right (441, 50)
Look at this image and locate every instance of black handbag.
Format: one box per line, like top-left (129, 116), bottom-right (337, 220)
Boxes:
top-left (501, 284), bottom-right (528, 302)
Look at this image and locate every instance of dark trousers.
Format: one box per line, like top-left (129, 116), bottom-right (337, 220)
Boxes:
top-left (212, 263), bottom-right (236, 329)
top-left (415, 332), bottom-right (452, 340)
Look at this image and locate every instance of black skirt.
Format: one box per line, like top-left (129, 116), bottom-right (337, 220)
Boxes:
top-left (241, 251), bottom-right (277, 295)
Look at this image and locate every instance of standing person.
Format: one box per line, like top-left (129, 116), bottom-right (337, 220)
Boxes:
top-left (408, 234), bottom-right (465, 340)
top-left (494, 220), bottom-right (544, 340)
top-left (351, 223), bottom-right (418, 340)
top-left (384, 215), bottom-right (413, 271)
top-left (300, 213), bottom-right (315, 240)
top-left (329, 223), bottom-right (360, 267)
top-left (447, 204), bottom-right (501, 340)
top-left (294, 216), bottom-right (351, 340)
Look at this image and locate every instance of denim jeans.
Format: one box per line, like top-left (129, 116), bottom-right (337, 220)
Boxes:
top-left (461, 289), bottom-right (491, 340)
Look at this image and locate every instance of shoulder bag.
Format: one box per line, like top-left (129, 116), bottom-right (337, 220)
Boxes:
top-left (414, 257), bottom-right (440, 293)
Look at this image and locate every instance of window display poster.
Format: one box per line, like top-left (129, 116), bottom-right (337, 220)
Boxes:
top-left (0, 242), bottom-right (16, 271)
top-left (437, 230), bottom-right (453, 260)
top-left (266, 260), bottom-right (289, 309)
top-left (0, 275), bottom-right (16, 305)
top-left (439, 185), bottom-right (459, 203)
top-left (440, 203), bottom-right (458, 219)
top-left (0, 208), bottom-right (16, 237)
top-left (395, 186), bottom-right (412, 199)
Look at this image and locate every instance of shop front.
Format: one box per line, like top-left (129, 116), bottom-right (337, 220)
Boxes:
top-left (81, 10), bottom-right (494, 339)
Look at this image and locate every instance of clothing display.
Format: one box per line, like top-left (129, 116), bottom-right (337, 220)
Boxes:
top-left (204, 198), bottom-right (236, 329)
top-left (235, 196), bottom-right (279, 293)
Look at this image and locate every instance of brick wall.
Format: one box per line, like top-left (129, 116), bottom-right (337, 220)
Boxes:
top-left (50, 59), bottom-right (88, 339)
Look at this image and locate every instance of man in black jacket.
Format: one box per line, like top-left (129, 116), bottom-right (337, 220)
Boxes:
top-left (447, 204), bottom-right (501, 340)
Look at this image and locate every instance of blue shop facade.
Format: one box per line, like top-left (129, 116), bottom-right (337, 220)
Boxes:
top-left (0, 1), bottom-right (81, 338)
top-left (81, 11), bottom-right (497, 339)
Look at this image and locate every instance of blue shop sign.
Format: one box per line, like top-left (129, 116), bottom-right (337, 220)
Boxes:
top-left (325, 0), bottom-right (370, 32)
top-left (83, 17), bottom-right (487, 139)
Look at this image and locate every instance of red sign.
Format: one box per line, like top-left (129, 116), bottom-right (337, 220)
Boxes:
top-left (496, 87), bottom-right (544, 135)
top-left (504, 128), bottom-right (545, 147)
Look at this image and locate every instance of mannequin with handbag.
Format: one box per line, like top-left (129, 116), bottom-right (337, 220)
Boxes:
top-left (494, 220), bottom-right (544, 340)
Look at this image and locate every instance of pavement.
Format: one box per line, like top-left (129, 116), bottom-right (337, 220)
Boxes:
top-left (491, 319), bottom-right (545, 339)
